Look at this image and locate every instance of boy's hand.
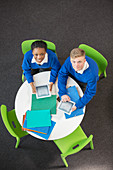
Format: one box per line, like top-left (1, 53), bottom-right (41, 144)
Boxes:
top-left (61, 95), bottom-right (70, 102)
top-left (72, 106), bottom-right (77, 112)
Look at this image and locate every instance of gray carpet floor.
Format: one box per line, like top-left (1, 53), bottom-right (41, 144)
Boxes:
top-left (0, 0), bottom-right (113, 169)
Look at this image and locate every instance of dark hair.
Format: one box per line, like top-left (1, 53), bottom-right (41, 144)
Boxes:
top-left (31, 40), bottom-right (47, 51)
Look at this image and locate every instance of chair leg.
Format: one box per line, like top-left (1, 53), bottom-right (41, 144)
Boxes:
top-left (61, 155), bottom-right (68, 167)
top-left (15, 137), bottom-right (20, 148)
top-left (90, 139), bottom-right (94, 150)
top-left (104, 70), bottom-right (107, 78)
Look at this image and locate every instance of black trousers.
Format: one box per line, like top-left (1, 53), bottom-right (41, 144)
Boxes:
top-left (24, 68), bottom-right (51, 82)
top-left (31, 68), bottom-right (51, 75)
top-left (69, 73), bottom-right (87, 93)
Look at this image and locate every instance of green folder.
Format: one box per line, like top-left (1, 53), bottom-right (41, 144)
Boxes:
top-left (26, 110), bottom-right (51, 128)
top-left (31, 94), bottom-right (57, 114)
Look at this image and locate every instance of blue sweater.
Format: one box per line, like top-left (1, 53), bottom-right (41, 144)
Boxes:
top-left (22, 49), bottom-right (61, 83)
top-left (58, 56), bottom-right (99, 108)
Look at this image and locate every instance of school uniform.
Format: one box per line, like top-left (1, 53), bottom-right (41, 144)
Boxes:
top-left (58, 56), bottom-right (99, 108)
top-left (22, 49), bottom-right (61, 83)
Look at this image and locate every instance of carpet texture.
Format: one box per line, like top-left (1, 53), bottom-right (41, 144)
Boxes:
top-left (0, 0), bottom-right (113, 169)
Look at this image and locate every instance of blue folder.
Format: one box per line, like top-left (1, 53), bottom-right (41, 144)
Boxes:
top-left (64, 86), bottom-right (84, 119)
top-left (23, 115), bottom-right (50, 134)
top-left (26, 110), bottom-right (51, 128)
top-left (31, 120), bottom-right (56, 140)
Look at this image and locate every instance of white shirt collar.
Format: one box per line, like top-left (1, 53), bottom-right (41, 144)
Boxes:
top-left (77, 61), bottom-right (89, 74)
top-left (31, 53), bottom-right (48, 65)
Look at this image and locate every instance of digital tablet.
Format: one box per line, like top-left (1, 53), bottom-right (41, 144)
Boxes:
top-left (36, 84), bottom-right (51, 99)
top-left (57, 100), bottom-right (75, 115)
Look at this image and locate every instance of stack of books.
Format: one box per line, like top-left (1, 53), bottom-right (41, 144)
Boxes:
top-left (22, 94), bottom-right (57, 139)
top-left (22, 110), bottom-right (56, 140)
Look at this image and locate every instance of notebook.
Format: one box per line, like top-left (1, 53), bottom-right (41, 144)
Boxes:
top-left (26, 110), bottom-right (51, 128)
top-left (64, 86), bottom-right (84, 119)
top-left (31, 94), bottom-right (57, 114)
top-left (31, 120), bottom-right (56, 140)
top-left (22, 114), bottom-right (50, 134)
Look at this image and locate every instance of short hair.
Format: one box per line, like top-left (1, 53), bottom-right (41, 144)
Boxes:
top-left (70, 48), bottom-right (85, 59)
top-left (31, 40), bottom-right (47, 51)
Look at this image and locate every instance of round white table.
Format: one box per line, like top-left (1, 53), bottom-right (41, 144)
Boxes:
top-left (15, 71), bottom-right (85, 140)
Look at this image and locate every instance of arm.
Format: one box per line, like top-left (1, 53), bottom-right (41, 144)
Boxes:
top-left (22, 52), bottom-right (36, 93)
top-left (49, 53), bottom-right (61, 84)
top-left (22, 53), bottom-right (34, 83)
top-left (30, 82), bottom-right (36, 93)
top-left (58, 61), bottom-right (69, 97)
top-left (75, 78), bottom-right (98, 108)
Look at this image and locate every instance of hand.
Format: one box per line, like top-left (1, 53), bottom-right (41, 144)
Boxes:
top-left (61, 95), bottom-right (70, 102)
top-left (30, 82), bottom-right (36, 94)
top-left (32, 86), bottom-right (36, 94)
top-left (72, 106), bottom-right (77, 112)
top-left (49, 82), bottom-right (54, 91)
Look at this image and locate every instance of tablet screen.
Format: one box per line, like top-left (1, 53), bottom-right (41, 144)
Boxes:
top-left (36, 85), bottom-right (51, 99)
top-left (57, 100), bottom-right (75, 114)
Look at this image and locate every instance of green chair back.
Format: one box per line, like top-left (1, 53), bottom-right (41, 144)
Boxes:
top-left (54, 125), bottom-right (94, 167)
top-left (0, 105), bottom-right (28, 148)
top-left (79, 44), bottom-right (108, 78)
top-left (21, 39), bottom-right (56, 54)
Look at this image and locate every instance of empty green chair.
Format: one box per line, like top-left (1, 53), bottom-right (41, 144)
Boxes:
top-left (0, 105), bottom-right (28, 148)
top-left (79, 44), bottom-right (108, 78)
top-left (54, 125), bottom-right (94, 167)
top-left (21, 39), bottom-right (57, 82)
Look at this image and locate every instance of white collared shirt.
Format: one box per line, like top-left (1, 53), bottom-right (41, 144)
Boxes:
top-left (77, 61), bottom-right (89, 74)
top-left (31, 53), bottom-right (48, 65)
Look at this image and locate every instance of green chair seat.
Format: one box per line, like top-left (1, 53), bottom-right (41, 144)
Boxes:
top-left (54, 125), bottom-right (94, 167)
top-left (0, 105), bottom-right (28, 148)
top-left (79, 44), bottom-right (108, 78)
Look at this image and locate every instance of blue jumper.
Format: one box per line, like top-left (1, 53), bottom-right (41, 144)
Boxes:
top-left (58, 56), bottom-right (99, 108)
top-left (22, 49), bottom-right (61, 83)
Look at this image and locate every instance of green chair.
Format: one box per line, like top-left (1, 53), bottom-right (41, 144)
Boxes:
top-left (54, 125), bottom-right (94, 167)
top-left (21, 39), bottom-right (57, 82)
top-left (0, 105), bottom-right (28, 148)
top-left (79, 44), bottom-right (108, 79)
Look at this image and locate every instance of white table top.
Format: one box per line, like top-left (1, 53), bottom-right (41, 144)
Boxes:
top-left (15, 71), bottom-right (85, 140)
